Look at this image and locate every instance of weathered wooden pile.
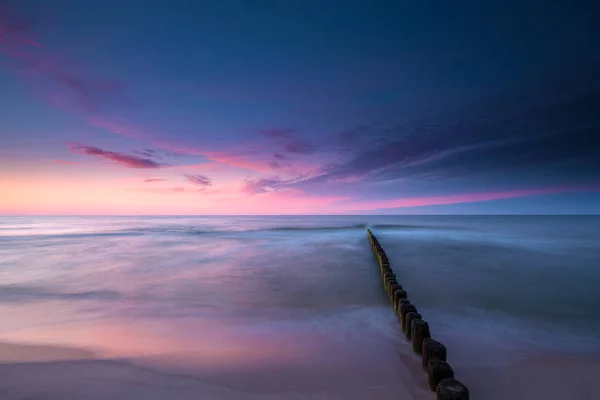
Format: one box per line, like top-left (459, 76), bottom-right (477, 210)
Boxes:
top-left (367, 228), bottom-right (470, 400)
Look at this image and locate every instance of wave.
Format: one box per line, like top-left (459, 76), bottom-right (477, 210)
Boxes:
top-left (1, 222), bottom-right (454, 240)
top-left (0, 231), bottom-right (146, 240)
top-left (264, 223), bottom-right (367, 232)
top-left (370, 224), bottom-right (424, 229)
top-left (369, 223), bottom-right (463, 231)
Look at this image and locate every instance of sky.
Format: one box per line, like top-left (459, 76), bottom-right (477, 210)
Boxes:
top-left (1, 0), bottom-right (599, 215)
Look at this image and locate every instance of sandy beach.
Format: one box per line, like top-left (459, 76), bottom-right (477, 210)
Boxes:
top-left (0, 340), bottom-right (433, 400)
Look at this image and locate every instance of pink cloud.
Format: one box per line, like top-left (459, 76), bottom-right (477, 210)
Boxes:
top-left (204, 151), bottom-right (270, 172)
top-left (2, 3), bottom-right (324, 178)
top-left (0, 2), bottom-right (42, 48)
top-left (4, 46), bottom-right (123, 113)
top-left (86, 117), bottom-right (147, 141)
top-left (132, 187), bottom-right (186, 194)
top-left (211, 189), bottom-right (349, 214)
top-left (176, 162), bottom-right (219, 170)
top-left (349, 185), bottom-right (600, 211)
top-left (85, 117), bottom-right (210, 159)
top-left (241, 177), bottom-right (282, 195)
top-left (1, 2), bottom-right (124, 114)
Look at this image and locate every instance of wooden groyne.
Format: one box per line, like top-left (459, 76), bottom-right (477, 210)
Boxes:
top-left (367, 229), bottom-right (470, 400)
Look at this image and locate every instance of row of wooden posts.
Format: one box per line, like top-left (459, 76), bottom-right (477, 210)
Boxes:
top-left (367, 229), bottom-right (470, 400)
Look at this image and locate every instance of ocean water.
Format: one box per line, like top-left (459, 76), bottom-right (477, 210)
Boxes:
top-left (0, 215), bottom-right (599, 397)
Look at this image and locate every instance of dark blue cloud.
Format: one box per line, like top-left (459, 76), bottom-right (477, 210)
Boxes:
top-left (295, 72), bottom-right (600, 191)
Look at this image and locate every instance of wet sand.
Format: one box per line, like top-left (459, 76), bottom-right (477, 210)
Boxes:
top-left (2, 341), bottom-right (600, 399)
top-left (461, 353), bottom-right (600, 400)
top-left (0, 341), bottom-right (431, 400)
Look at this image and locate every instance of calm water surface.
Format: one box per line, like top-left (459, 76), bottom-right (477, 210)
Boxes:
top-left (0, 216), bottom-right (599, 378)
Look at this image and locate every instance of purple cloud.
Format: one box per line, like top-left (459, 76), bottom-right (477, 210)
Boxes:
top-left (0, 1), bottom-right (42, 48)
top-left (134, 149), bottom-right (164, 160)
top-left (144, 178), bottom-right (167, 182)
top-left (69, 145), bottom-right (165, 169)
top-left (184, 174), bottom-right (212, 188)
top-left (263, 129), bottom-right (317, 154)
top-left (1, 2), bottom-right (124, 113)
top-left (242, 177), bottom-right (283, 195)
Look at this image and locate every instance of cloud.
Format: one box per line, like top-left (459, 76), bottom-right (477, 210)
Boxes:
top-left (204, 151), bottom-right (270, 172)
top-left (241, 176), bottom-right (283, 195)
top-left (0, 1), bottom-right (42, 49)
top-left (2, 2), bottom-right (322, 179)
top-left (184, 174), bottom-right (212, 189)
top-left (263, 129), bottom-right (317, 154)
top-left (69, 144), bottom-right (166, 169)
top-left (134, 149), bottom-right (163, 159)
top-left (210, 188), bottom-right (349, 214)
top-left (348, 185), bottom-right (600, 212)
top-left (1, 2), bottom-right (125, 113)
top-left (268, 153), bottom-right (291, 170)
top-left (296, 74), bottom-right (600, 187)
top-left (86, 117), bottom-right (151, 141)
top-left (144, 178), bottom-right (167, 182)
top-left (50, 159), bottom-right (79, 165)
top-left (131, 187), bottom-right (186, 194)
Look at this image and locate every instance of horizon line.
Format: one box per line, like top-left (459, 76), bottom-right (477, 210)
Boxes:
top-left (1, 214), bottom-right (599, 217)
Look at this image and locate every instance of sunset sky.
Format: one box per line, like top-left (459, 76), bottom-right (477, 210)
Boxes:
top-left (1, 0), bottom-right (599, 215)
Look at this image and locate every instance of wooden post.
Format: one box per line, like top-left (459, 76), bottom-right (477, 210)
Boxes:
top-left (422, 338), bottom-right (447, 370)
top-left (404, 312), bottom-right (421, 338)
top-left (399, 303), bottom-right (417, 325)
top-left (383, 275), bottom-right (396, 283)
top-left (427, 357), bottom-right (454, 391)
top-left (388, 283), bottom-right (402, 298)
top-left (383, 274), bottom-right (396, 285)
top-left (396, 298), bottom-right (410, 315)
top-left (366, 230), bottom-right (469, 397)
top-left (382, 271), bottom-right (395, 282)
top-left (392, 289), bottom-right (408, 311)
top-left (436, 378), bottom-right (469, 399)
top-left (411, 319), bottom-right (431, 353)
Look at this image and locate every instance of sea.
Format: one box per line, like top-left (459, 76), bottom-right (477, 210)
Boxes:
top-left (0, 215), bottom-right (599, 399)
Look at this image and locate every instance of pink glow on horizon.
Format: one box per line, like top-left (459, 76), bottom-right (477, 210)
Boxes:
top-left (50, 159), bottom-right (80, 165)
